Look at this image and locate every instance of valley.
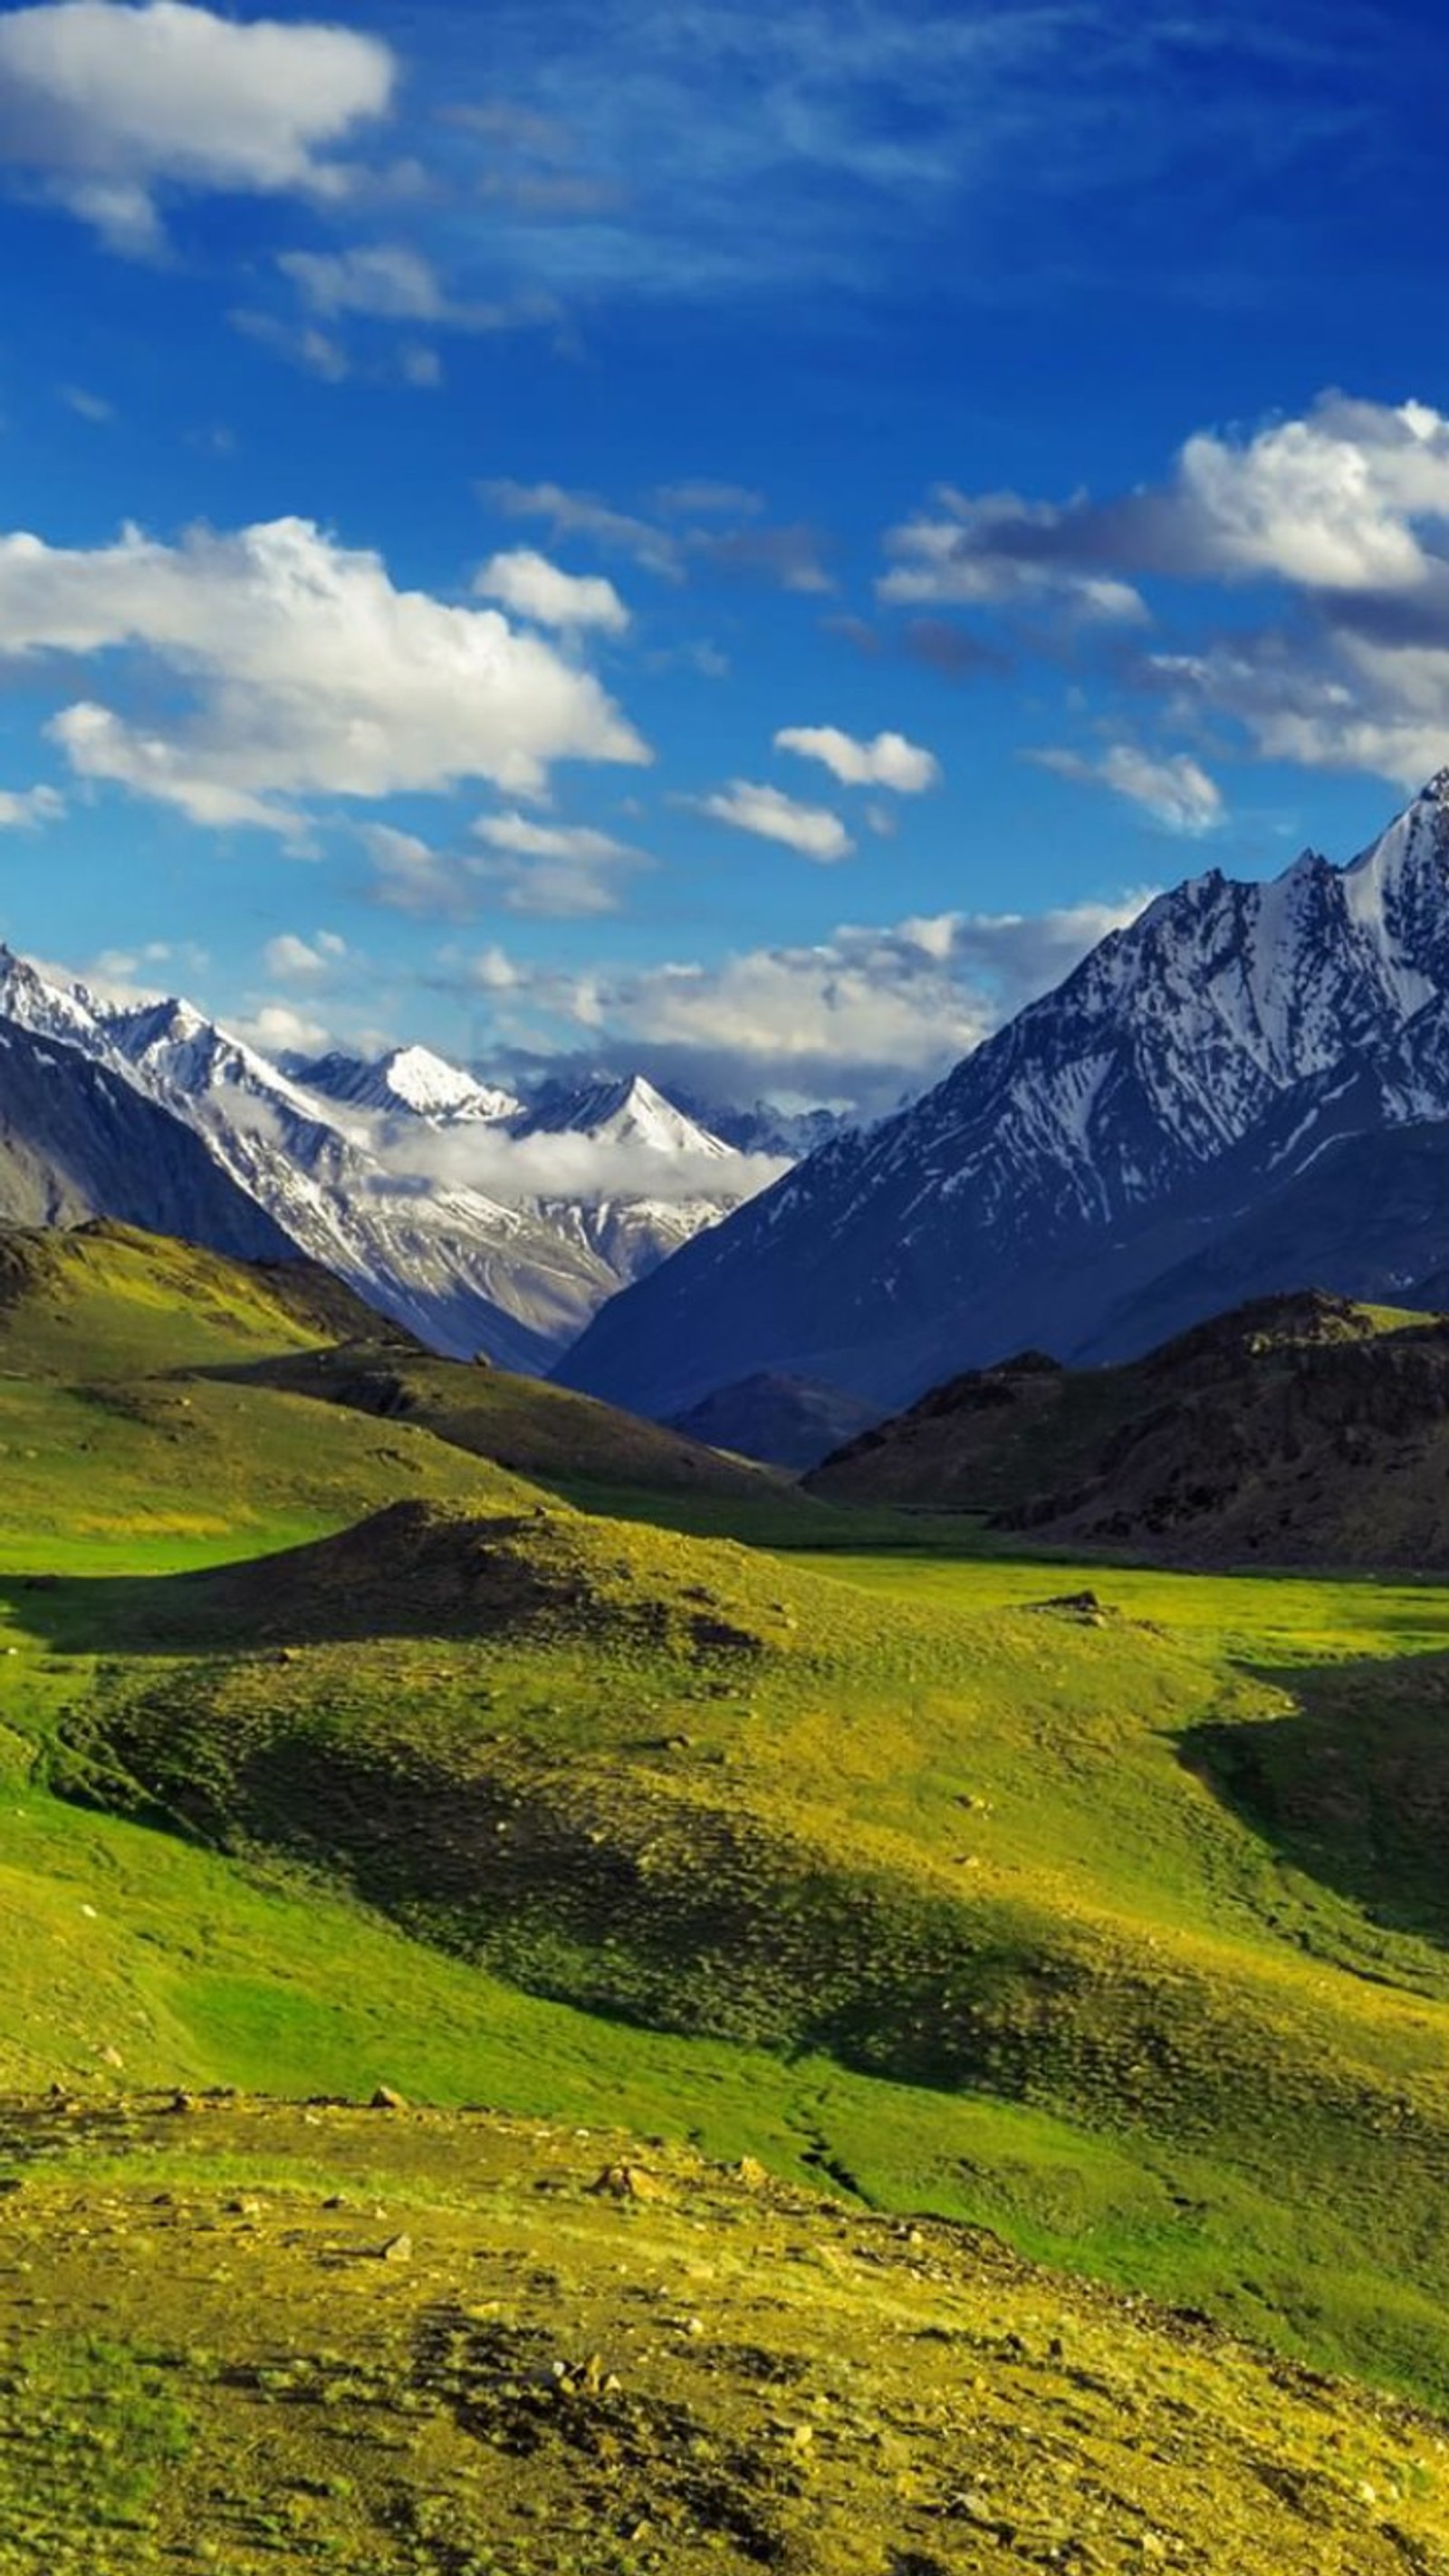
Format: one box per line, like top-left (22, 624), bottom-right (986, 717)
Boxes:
top-left (5, 1227), bottom-right (1449, 2569)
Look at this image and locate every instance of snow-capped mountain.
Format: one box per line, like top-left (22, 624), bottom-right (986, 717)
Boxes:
top-left (560, 769), bottom-right (1449, 1418)
top-left (523, 1072), bottom-right (731, 1161)
top-left (299, 1046), bottom-right (524, 1126)
top-left (513, 1073), bottom-right (744, 1283)
top-left (0, 995), bottom-right (296, 1259)
top-left (0, 953), bottom-right (758, 1367)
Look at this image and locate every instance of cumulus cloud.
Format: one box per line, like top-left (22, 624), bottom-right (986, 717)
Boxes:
top-left (444, 891), bottom-right (1153, 1116)
top-left (0, 0), bottom-right (394, 255)
top-left (0, 783), bottom-right (64, 830)
top-left (1149, 632), bottom-right (1449, 792)
top-left (894, 398), bottom-right (1449, 608)
top-left (774, 724), bottom-right (940, 792)
top-left (886, 394), bottom-right (1449, 791)
top-left (696, 780), bottom-right (853, 862)
top-left (232, 998), bottom-right (334, 1056)
top-left (0, 514), bottom-right (648, 835)
top-left (474, 548), bottom-right (629, 633)
top-left (1030, 744), bottom-right (1224, 834)
top-left (263, 929), bottom-right (348, 980)
top-left (471, 809), bottom-right (645, 916)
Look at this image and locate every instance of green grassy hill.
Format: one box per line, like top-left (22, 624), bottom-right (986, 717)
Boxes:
top-left (807, 1288), bottom-right (1449, 1566)
top-left (9, 1222), bottom-right (1449, 2547)
top-left (217, 1339), bottom-right (790, 1505)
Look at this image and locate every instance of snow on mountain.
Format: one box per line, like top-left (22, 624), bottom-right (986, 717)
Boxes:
top-left (0, 956), bottom-right (763, 1367)
top-left (522, 1072), bottom-right (732, 1161)
top-left (510, 1073), bottom-right (745, 1283)
top-left (299, 1046), bottom-right (523, 1126)
top-left (559, 768), bottom-right (1449, 1418)
top-left (0, 994), bottom-right (298, 1259)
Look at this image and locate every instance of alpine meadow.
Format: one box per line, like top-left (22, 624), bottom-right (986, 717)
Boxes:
top-left (5, 4), bottom-right (1449, 2573)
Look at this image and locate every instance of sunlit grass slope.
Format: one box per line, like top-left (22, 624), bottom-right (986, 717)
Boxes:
top-left (5, 2095), bottom-right (1445, 2576)
top-left (8, 1222), bottom-right (1449, 2421)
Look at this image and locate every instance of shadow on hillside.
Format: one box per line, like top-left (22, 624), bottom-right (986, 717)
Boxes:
top-left (1180, 1652), bottom-right (1449, 1952)
top-left (0, 1501), bottom-right (781, 1663)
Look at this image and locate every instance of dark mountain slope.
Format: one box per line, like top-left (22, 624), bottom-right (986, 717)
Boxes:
top-left (667, 1371), bottom-right (882, 1469)
top-left (561, 772), bottom-right (1449, 1417)
top-left (810, 1288), bottom-right (1449, 1566)
top-left (0, 1014), bottom-right (293, 1261)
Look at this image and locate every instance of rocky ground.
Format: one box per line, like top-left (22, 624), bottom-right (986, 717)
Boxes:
top-left (2, 2091), bottom-right (1447, 2576)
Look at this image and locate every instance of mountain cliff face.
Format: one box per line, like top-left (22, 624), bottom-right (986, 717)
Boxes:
top-left (0, 1011), bottom-right (296, 1258)
top-left (560, 771), bottom-right (1449, 1417)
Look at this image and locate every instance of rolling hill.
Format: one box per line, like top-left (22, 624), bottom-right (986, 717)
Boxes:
top-left (10, 1219), bottom-right (1449, 2540)
top-left (808, 1286), bottom-right (1449, 1566)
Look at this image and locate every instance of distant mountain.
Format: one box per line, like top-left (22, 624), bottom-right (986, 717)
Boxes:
top-left (560, 770), bottom-right (1449, 1418)
top-left (666, 1091), bottom-right (855, 1160)
top-left (298, 1045), bottom-right (524, 1125)
top-left (0, 1006), bottom-right (295, 1259)
top-left (0, 953), bottom-right (759, 1367)
top-left (809, 1288), bottom-right (1449, 1569)
top-left (667, 1372), bottom-right (882, 1470)
top-left (513, 1073), bottom-right (747, 1283)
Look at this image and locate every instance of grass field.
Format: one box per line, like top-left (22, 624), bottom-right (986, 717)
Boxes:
top-left (7, 1223), bottom-right (1449, 2553)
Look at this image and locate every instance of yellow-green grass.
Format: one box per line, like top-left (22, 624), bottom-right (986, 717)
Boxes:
top-left (5, 2095), bottom-right (1445, 2576)
top-left (15, 1495), bottom-right (1449, 2407)
top-left (13, 1226), bottom-right (1449, 2415)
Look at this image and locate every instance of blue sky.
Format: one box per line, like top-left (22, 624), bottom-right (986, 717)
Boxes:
top-left (2, 0), bottom-right (1449, 1110)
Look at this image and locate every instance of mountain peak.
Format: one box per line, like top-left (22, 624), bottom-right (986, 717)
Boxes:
top-left (523, 1072), bottom-right (729, 1159)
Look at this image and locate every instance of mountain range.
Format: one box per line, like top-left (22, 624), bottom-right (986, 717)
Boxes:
top-left (561, 769), bottom-right (1449, 1417)
top-left (0, 951), bottom-right (762, 1368)
top-left (12, 772), bottom-right (1449, 1412)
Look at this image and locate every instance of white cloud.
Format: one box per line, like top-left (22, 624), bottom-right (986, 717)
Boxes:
top-left (0, 0), bottom-right (394, 254)
top-left (1168, 399), bottom-right (1449, 595)
top-left (774, 723), bottom-right (940, 792)
top-left (446, 891), bottom-right (1153, 1114)
top-left (364, 1118), bottom-right (786, 1211)
top-left (233, 998), bottom-right (332, 1056)
top-left (263, 929), bottom-right (348, 980)
top-left (696, 780), bottom-right (853, 862)
top-left (883, 396), bottom-right (1449, 793)
top-left (1031, 744), bottom-right (1224, 834)
top-left (0, 514), bottom-right (649, 835)
top-left (1151, 634), bottom-right (1449, 793)
top-left (482, 480), bottom-right (683, 581)
top-left (879, 492), bottom-right (1148, 623)
top-left (0, 783), bottom-right (63, 830)
top-left (475, 549), bottom-right (629, 634)
top-left (472, 810), bottom-right (644, 915)
top-left (277, 244), bottom-right (529, 337)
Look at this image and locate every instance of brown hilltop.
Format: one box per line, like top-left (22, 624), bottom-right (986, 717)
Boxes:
top-left (809, 1289), bottom-right (1449, 1567)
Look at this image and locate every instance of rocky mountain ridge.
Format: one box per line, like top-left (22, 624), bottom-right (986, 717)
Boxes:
top-left (0, 951), bottom-right (761, 1366)
top-left (561, 769), bottom-right (1449, 1416)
